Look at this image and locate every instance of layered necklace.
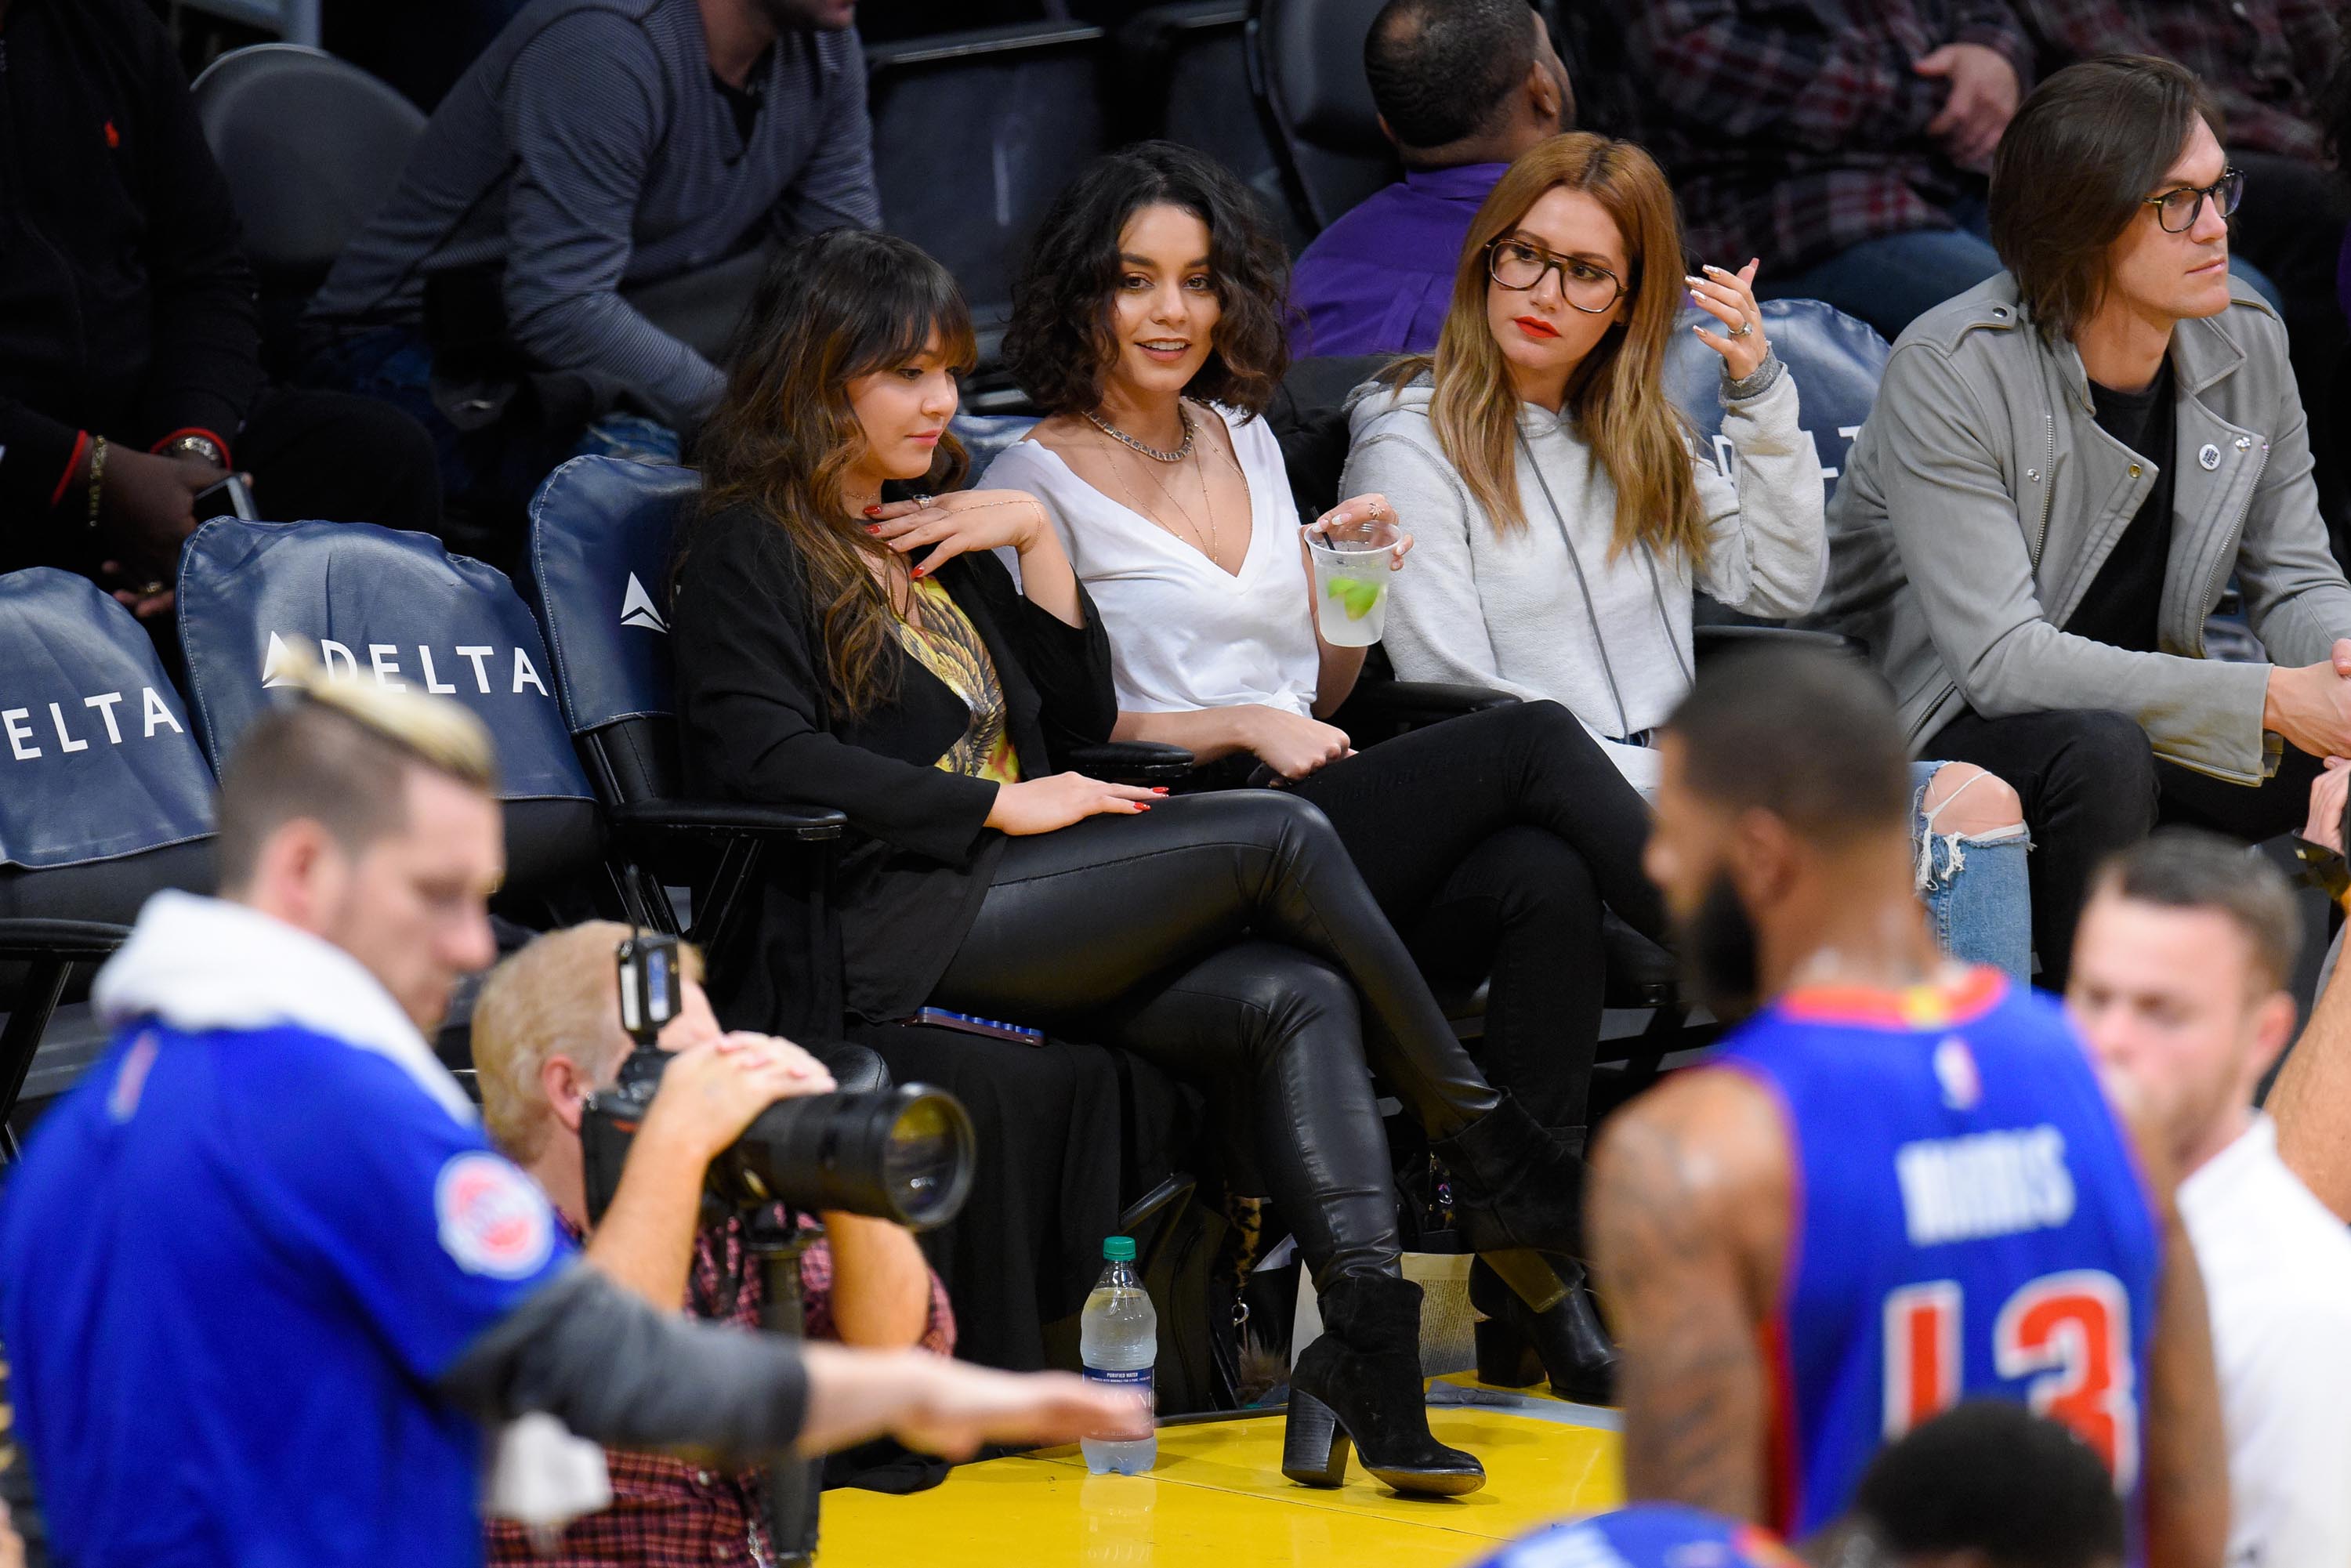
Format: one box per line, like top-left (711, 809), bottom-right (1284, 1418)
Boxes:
top-left (1090, 402), bottom-right (1237, 568)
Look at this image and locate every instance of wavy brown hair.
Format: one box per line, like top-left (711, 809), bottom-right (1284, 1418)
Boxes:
top-left (1003, 140), bottom-right (1291, 418)
top-left (689, 230), bottom-right (977, 717)
top-left (1380, 132), bottom-right (1703, 563)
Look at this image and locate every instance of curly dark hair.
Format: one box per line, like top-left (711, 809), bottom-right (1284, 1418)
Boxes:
top-left (1003, 140), bottom-right (1291, 418)
top-left (686, 230), bottom-right (976, 717)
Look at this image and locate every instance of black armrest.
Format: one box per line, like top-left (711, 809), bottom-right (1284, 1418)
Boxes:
top-left (608, 799), bottom-right (846, 843)
top-left (0, 918), bottom-right (133, 962)
top-left (1693, 624), bottom-right (1866, 662)
top-left (1331, 679), bottom-right (1521, 742)
top-left (1068, 741), bottom-right (1196, 785)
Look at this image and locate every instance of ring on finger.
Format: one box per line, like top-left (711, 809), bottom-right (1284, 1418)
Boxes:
top-left (1729, 321), bottom-right (1754, 339)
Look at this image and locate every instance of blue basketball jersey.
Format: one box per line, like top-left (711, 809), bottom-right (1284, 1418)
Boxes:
top-left (1712, 970), bottom-right (2159, 1541)
top-left (1464, 1504), bottom-right (1800, 1568)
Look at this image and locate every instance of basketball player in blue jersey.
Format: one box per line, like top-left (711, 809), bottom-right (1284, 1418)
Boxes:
top-left (1468, 1402), bottom-right (2125, 1568)
top-left (1588, 647), bottom-right (2228, 1568)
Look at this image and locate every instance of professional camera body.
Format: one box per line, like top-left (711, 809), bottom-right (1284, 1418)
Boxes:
top-left (579, 933), bottom-right (976, 1230)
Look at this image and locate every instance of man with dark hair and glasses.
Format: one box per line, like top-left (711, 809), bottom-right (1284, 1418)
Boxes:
top-left (1809, 53), bottom-right (2351, 990)
top-left (2014, 0), bottom-right (2348, 425)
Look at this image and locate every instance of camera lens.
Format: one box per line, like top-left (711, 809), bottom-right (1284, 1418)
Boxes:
top-left (878, 1092), bottom-right (975, 1229)
top-left (714, 1085), bottom-right (976, 1231)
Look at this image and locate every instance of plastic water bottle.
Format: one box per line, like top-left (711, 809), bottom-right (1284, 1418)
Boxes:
top-left (1078, 1235), bottom-right (1157, 1475)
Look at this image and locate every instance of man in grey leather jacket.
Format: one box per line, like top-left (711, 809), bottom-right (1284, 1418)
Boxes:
top-left (1811, 54), bottom-right (2351, 985)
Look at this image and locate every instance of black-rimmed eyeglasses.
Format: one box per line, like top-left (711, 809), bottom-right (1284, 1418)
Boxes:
top-left (1484, 237), bottom-right (1626, 313)
top-left (2143, 167), bottom-right (2244, 234)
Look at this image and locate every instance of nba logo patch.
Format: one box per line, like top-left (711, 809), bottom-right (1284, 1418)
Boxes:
top-left (435, 1151), bottom-right (554, 1279)
top-left (1933, 1037), bottom-right (1981, 1110)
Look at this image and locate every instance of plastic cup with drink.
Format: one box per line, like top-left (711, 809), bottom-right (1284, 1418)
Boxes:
top-left (1306, 499), bottom-right (1404, 649)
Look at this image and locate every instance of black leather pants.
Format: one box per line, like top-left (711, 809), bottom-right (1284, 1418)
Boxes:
top-left (930, 791), bottom-right (1502, 1287)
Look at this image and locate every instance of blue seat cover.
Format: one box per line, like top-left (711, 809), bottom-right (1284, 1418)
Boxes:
top-left (527, 456), bottom-right (701, 736)
top-left (0, 569), bottom-right (215, 870)
top-left (176, 520), bottom-right (592, 803)
top-left (1665, 297), bottom-right (1890, 505)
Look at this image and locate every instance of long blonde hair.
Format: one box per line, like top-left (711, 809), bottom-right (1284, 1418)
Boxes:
top-left (1382, 133), bottom-right (1703, 562)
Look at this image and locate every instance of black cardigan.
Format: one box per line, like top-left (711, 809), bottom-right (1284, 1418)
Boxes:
top-left (672, 502), bottom-right (1118, 1033)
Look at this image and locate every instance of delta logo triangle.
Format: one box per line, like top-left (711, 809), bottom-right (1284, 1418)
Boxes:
top-left (620, 573), bottom-right (668, 633)
top-left (260, 631), bottom-right (301, 688)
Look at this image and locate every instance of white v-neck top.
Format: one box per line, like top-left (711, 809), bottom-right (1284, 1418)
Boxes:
top-left (980, 404), bottom-right (1320, 718)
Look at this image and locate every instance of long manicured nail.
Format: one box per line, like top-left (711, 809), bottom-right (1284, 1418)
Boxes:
top-left (864, 505), bottom-right (882, 516)
top-left (1136, 802), bottom-right (1152, 811)
top-left (1151, 787), bottom-right (1170, 795)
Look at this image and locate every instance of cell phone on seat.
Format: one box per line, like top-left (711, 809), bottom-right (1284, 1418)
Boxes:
top-left (900, 1006), bottom-right (1045, 1046)
top-left (194, 472), bottom-right (258, 523)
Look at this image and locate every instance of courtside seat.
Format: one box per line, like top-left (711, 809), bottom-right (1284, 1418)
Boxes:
top-left (175, 519), bottom-right (605, 922)
top-left (1665, 296), bottom-right (1889, 510)
top-left (190, 45), bottom-right (427, 372)
top-left (525, 457), bottom-right (845, 973)
top-left (1665, 295), bottom-right (1889, 638)
top-left (865, 22), bottom-right (1114, 401)
top-left (0, 570), bottom-right (218, 1155)
top-left (1244, 0), bottom-right (1396, 236)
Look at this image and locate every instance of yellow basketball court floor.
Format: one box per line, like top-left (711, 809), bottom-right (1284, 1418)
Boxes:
top-left (819, 1377), bottom-right (1625, 1566)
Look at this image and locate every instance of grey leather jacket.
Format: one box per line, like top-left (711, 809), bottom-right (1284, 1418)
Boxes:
top-left (1809, 272), bottom-right (2351, 784)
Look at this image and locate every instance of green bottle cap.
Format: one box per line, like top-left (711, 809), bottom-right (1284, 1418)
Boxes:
top-left (1102, 1236), bottom-right (1136, 1261)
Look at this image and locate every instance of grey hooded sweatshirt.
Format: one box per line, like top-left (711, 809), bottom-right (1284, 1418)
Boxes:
top-left (1341, 368), bottom-right (1828, 792)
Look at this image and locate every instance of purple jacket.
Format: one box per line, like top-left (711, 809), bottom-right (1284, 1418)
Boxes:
top-left (1288, 163), bottom-right (1507, 358)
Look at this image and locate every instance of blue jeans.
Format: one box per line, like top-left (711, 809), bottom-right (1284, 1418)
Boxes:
top-left (1759, 197), bottom-right (2285, 340)
top-left (1911, 761), bottom-right (2031, 982)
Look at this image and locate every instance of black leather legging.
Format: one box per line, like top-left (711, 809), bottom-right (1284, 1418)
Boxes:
top-left (1288, 699), bottom-right (1666, 1132)
top-left (929, 789), bottom-right (1500, 1288)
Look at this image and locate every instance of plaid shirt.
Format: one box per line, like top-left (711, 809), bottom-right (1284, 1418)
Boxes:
top-left (485, 1208), bottom-right (954, 1568)
top-left (1631, 0), bottom-right (2037, 272)
top-left (2017, 0), bottom-right (2342, 160)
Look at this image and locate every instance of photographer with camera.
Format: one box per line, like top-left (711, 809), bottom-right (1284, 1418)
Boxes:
top-left (0, 662), bottom-right (1141, 1568)
top-left (469, 922), bottom-right (954, 1563)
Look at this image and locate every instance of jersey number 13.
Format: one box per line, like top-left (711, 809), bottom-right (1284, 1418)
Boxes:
top-left (1882, 1269), bottom-right (2135, 1489)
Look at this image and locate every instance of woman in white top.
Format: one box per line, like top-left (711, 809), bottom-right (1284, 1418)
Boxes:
top-left (1342, 132), bottom-right (2031, 980)
top-left (983, 142), bottom-right (1653, 1417)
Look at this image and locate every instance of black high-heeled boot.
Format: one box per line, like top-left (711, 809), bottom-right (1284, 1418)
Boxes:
top-left (1431, 1090), bottom-right (1585, 1262)
top-left (1468, 1255), bottom-right (1618, 1405)
top-left (1282, 1273), bottom-right (1485, 1497)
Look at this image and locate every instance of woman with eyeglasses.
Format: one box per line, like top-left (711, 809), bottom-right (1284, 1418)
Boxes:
top-left (976, 140), bottom-right (1661, 1425)
top-left (1344, 132), bottom-right (2032, 983)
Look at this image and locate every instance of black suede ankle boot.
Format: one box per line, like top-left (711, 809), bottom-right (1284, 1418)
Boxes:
top-left (1282, 1273), bottom-right (1485, 1497)
top-left (1468, 1255), bottom-right (1617, 1405)
top-left (1431, 1091), bottom-right (1585, 1262)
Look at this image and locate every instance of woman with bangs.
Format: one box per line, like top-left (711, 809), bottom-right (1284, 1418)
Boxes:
top-left (1344, 132), bottom-right (2032, 983)
top-left (672, 228), bottom-right (1596, 1499)
top-left (983, 140), bottom-right (1654, 1421)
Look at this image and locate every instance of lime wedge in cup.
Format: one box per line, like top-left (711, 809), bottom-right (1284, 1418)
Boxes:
top-left (1328, 577), bottom-right (1384, 621)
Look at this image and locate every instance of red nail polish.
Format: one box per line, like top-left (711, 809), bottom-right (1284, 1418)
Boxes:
top-left (910, 567), bottom-right (925, 580)
top-left (1151, 787), bottom-right (1169, 795)
top-left (864, 505), bottom-right (882, 516)
top-left (1136, 802), bottom-right (1152, 811)
top-left (864, 523), bottom-right (880, 532)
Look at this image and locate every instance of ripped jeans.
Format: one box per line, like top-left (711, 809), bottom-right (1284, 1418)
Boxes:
top-left (1912, 760), bottom-right (2032, 981)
